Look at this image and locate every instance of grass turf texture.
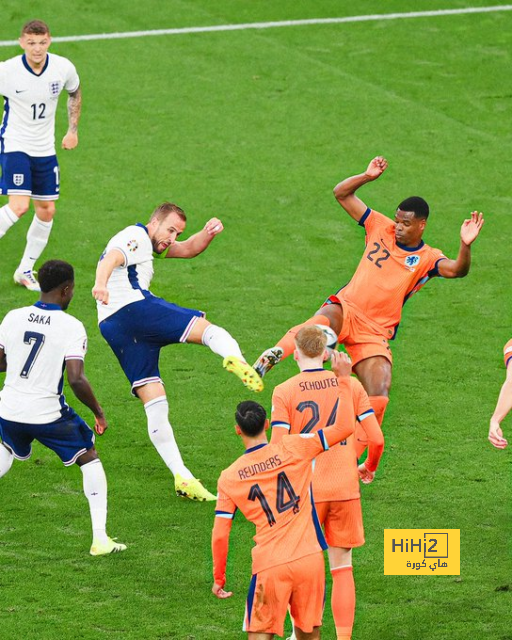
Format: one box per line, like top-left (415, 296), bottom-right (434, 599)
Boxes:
top-left (1, 1), bottom-right (511, 638)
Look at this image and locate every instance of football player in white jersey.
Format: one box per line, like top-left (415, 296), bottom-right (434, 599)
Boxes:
top-left (0, 20), bottom-right (82, 292)
top-left (92, 202), bottom-right (263, 502)
top-left (0, 260), bottom-right (126, 556)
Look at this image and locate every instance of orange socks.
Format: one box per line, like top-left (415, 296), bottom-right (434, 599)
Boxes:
top-left (276, 315), bottom-right (331, 359)
top-left (331, 565), bottom-right (355, 640)
top-left (369, 395), bottom-right (389, 426)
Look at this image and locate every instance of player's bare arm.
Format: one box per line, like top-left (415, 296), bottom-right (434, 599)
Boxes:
top-left (66, 359), bottom-right (107, 435)
top-left (0, 347), bottom-right (6, 373)
top-left (333, 156), bottom-right (388, 222)
top-left (62, 86), bottom-right (82, 150)
top-left (489, 365), bottom-right (512, 449)
top-left (92, 249), bottom-right (125, 305)
top-left (167, 218), bottom-right (223, 259)
top-left (437, 212), bottom-right (484, 278)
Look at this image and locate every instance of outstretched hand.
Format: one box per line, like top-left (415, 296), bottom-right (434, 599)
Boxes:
top-left (365, 156), bottom-right (388, 180)
top-left (212, 583), bottom-right (233, 599)
top-left (460, 211), bottom-right (484, 246)
top-left (204, 218), bottom-right (224, 236)
top-left (330, 351), bottom-right (352, 378)
top-left (489, 420), bottom-right (508, 449)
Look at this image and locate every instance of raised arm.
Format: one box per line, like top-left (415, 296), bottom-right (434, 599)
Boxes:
top-left (489, 364), bottom-right (512, 449)
top-left (66, 359), bottom-right (107, 435)
top-left (92, 249), bottom-right (125, 305)
top-left (62, 86), bottom-right (82, 150)
top-left (437, 212), bottom-right (484, 278)
top-left (167, 218), bottom-right (223, 259)
top-left (321, 352), bottom-right (355, 447)
top-left (333, 156), bottom-right (388, 222)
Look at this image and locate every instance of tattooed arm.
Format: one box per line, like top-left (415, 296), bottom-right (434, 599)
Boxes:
top-left (62, 86), bottom-right (82, 150)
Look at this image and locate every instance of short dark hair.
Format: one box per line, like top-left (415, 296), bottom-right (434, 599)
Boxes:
top-left (397, 196), bottom-right (430, 220)
top-left (149, 202), bottom-right (187, 223)
top-left (235, 401), bottom-right (267, 437)
top-left (21, 20), bottom-right (50, 36)
top-left (38, 260), bottom-right (74, 293)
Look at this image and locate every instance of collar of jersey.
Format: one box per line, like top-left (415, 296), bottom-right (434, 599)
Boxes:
top-left (136, 222), bottom-right (149, 234)
top-left (244, 443), bottom-right (268, 454)
top-left (34, 301), bottom-right (61, 310)
top-left (396, 239), bottom-right (424, 252)
top-left (22, 54), bottom-right (50, 77)
top-left (303, 368), bottom-right (325, 372)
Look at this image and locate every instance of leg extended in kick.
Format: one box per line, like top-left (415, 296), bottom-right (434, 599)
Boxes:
top-left (187, 317), bottom-right (263, 392)
top-left (254, 302), bottom-right (344, 378)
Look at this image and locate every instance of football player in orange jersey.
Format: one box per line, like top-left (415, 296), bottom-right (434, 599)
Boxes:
top-left (488, 339), bottom-right (512, 449)
top-left (211, 350), bottom-right (354, 640)
top-left (271, 326), bottom-right (384, 640)
top-left (254, 156), bottom-right (484, 438)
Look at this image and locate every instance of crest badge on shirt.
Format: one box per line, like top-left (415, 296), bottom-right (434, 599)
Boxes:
top-left (404, 255), bottom-right (421, 270)
top-left (13, 174), bottom-right (24, 186)
top-left (48, 81), bottom-right (62, 97)
top-left (127, 240), bottom-right (138, 252)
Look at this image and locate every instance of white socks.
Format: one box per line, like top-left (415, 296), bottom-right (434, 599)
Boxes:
top-left (18, 216), bottom-right (53, 272)
top-left (144, 396), bottom-right (193, 479)
top-left (81, 458), bottom-right (108, 543)
top-left (0, 204), bottom-right (19, 239)
top-left (0, 444), bottom-right (14, 477)
top-left (201, 324), bottom-right (244, 360)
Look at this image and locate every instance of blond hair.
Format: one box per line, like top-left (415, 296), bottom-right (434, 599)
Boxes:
top-left (295, 326), bottom-right (327, 359)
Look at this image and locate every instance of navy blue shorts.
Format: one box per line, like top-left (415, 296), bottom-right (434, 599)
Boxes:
top-left (99, 296), bottom-right (204, 393)
top-left (0, 151), bottom-right (60, 200)
top-left (0, 408), bottom-right (94, 466)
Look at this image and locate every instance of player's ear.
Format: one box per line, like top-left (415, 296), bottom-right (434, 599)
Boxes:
top-left (323, 350), bottom-right (329, 362)
top-left (264, 419), bottom-right (270, 431)
top-left (234, 424), bottom-right (242, 435)
top-left (293, 349), bottom-right (299, 361)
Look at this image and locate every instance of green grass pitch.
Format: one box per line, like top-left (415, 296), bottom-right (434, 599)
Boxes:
top-left (0, 1), bottom-right (511, 638)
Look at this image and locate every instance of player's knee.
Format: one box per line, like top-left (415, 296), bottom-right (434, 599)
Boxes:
top-left (75, 447), bottom-right (99, 466)
top-left (35, 202), bottom-right (56, 221)
top-left (9, 200), bottom-right (30, 217)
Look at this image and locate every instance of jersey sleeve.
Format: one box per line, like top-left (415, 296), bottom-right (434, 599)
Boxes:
top-left (358, 208), bottom-right (395, 235)
top-left (283, 432), bottom-right (328, 460)
top-left (63, 59), bottom-right (80, 93)
top-left (108, 227), bottom-right (150, 267)
top-left (504, 339), bottom-right (512, 368)
top-left (0, 62), bottom-right (7, 96)
top-left (270, 384), bottom-right (292, 441)
top-left (426, 247), bottom-right (447, 277)
top-left (64, 321), bottom-right (88, 361)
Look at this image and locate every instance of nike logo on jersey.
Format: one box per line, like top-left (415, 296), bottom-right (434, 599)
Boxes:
top-left (15, 89), bottom-right (28, 93)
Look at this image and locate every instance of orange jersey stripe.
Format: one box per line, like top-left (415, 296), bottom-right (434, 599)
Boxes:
top-left (338, 209), bottom-right (445, 337)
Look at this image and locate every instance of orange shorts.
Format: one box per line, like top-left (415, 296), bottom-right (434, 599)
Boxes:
top-left (315, 498), bottom-right (365, 548)
top-left (243, 552), bottom-right (325, 636)
top-left (322, 295), bottom-right (393, 367)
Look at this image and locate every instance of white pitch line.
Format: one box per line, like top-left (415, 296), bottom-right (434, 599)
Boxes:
top-left (1, 5), bottom-right (512, 47)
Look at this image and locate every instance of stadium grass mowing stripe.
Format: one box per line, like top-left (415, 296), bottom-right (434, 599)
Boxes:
top-left (1, 4), bottom-right (512, 47)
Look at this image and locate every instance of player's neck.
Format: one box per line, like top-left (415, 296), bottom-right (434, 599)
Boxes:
top-left (242, 435), bottom-right (268, 451)
top-left (25, 54), bottom-right (48, 74)
top-left (298, 356), bottom-right (324, 372)
top-left (39, 294), bottom-right (62, 309)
